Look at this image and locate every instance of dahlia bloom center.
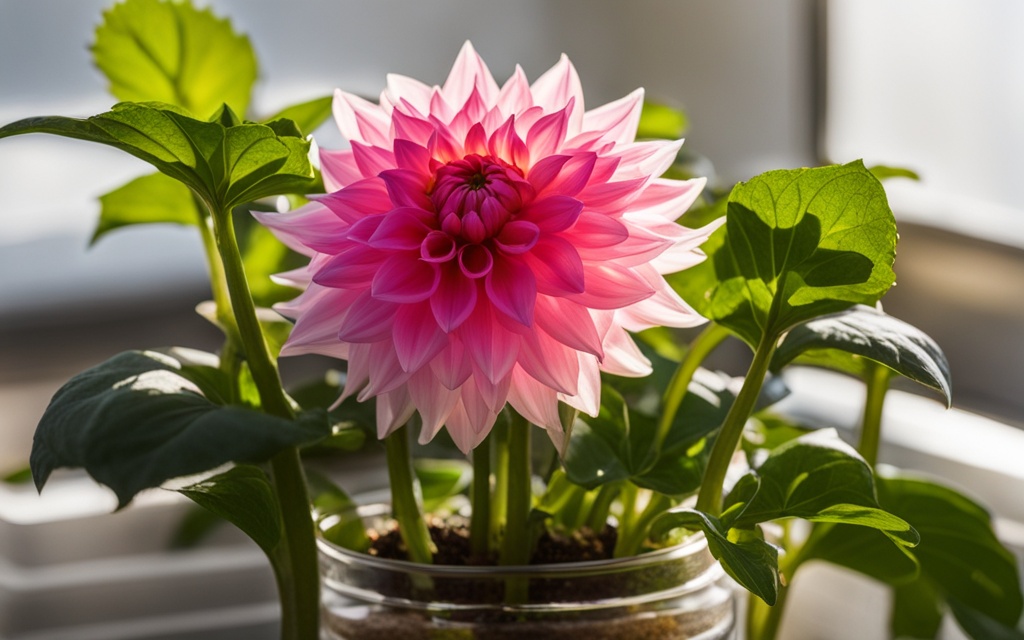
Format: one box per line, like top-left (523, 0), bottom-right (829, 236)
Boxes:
top-left (429, 154), bottom-right (538, 270)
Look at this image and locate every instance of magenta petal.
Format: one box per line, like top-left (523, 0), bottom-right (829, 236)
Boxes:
top-left (485, 256), bottom-right (536, 327)
top-left (421, 231), bottom-right (457, 262)
top-left (527, 155), bottom-right (571, 193)
top-left (252, 202), bottom-right (348, 255)
top-left (372, 253), bottom-right (440, 303)
top-left (391, 110), bottom-right (436, 146)
top-left (488, 115), bottom-right (530, 169)
top-left (494, 220), bottom-right (540, 254)
top-left (430, 263), bottom-right (479, 332)
top-left (568, 212), bottom-right (629, 248)
top-left (345, 214), bottom-right (385, 245)
top-left (522, 236), bottom-right (585, 296)
top-left (337, 292), bottom-right (398, 343)
top-left (518, 328), bottom-right (580, 395)
top-left (459, 244), bottom-right (494, 278)
top-left (368, 208), bottom-right (432, 251)
top-left (393, 303), bottom-right (448, 372)
top-left (567, 264), bottom-right (655, 309)
top-left (526, 101), bottom-right (571, 158)
top-left (350, 141), bottom-right (396, 178)
top-left (313, 244), bottom-right (385, 289)
top-left (534, 295), bottom-right (603, 358)
top-left (535, 153), bottom-right (597, 198)
top-left (464, 122), bottom-right (488, 156)
top-left (317, 178), bottom-right (393, 223)
top-left (392, 139), bottom-right (432, 174)
top-left (521, 195), bottom-right (583, 232)
top-left (458, 302), bottom-right (521, 384)
top-left (379, 169), bottom-right (433, 209)
top-left (320, 148), bottom-right (362, 191)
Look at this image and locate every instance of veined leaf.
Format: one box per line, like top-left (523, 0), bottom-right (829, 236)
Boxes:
top-left (177, 465), bottom-right (282, 555)
top-left (93, 0), bottom-right (257, 119)
top-left (93, 172), bottom-right (198, 243)
top-left (30, 349), bottom-right (330, 507)
top-left (674, 161), bottom-right (898, 349)
top-left (771, 304), bottom-right (952, 406)
top-left (0, 103), bottom-right (316, 214)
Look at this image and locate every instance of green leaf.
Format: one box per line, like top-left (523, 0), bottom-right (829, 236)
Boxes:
top-left (0, 102), bottom-right (316, 214)
top-left (949, 598), bottom-right (1024, 640)
top-left (266, 96), bottom-right (334, 137)
top-left (869, 164), bottom-right (921, 182)
top-left (878, 475), bottom-right (1023, 635)
top-left (723, 430), bottom-right (918, 548)
top-left (651, 508), bottom-right (779, 605)
top-left (308, 471), bottom-right (370, 553)
top-left (414, 459), bottom-right (471, 513)
top-left (674, 161), bottom-right (898, 348)
top-left (563, 369), bottom-right (734, 495)
top-left (30, 349), bottom-right (330, 507)
top-left (177, 465), bottom-right (282, 555)
top-left (2, 466), bottom-right (33, 485)
top-left (772, 305), bottom-right (951, 406)
top-left (807, 524), bottom-right (921, 586)
top-left (637, 101), bottom-right (688, 140)
top-left (93, 172), bottom-right (198, 243)
top-left (92, 0), bottom-right (257, 119)
top-left (893, 580), bottom-right (943, 639)
top-left (170, 503), bottom-right (226, 549)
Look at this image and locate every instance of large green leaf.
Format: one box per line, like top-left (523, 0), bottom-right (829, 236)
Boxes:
top-left (266, 96), bottom-right (334, 137)
top-left (723, 431), bottom-right (918, 548)
top-left (651, 508), bottom-right (779, 605)
top-left (30, 349), bottom-right (330, 507)
top-left (0, 103), bottom-right (316, 214)
top-left (92, 0), bottom-right (257, 120)
top-left (93, 172), bottom-right (199, 243)
top-left (878, 475), bottom-right (1023, 638)
top-left (177, 465), bottom-right (282, 555)
top-left (772, 305), bottom-right (951, 406)
top-left (673, 161), bottom-right (898, 348)
top-left (563, 369), bottom-right (734, 496)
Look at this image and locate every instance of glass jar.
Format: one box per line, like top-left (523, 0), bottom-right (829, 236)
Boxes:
top-left (317, 504), bottom-right (736, 640)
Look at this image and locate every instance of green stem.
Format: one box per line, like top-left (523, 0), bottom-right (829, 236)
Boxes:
top-left (490, 417), bottom-right (510, 541)
top-left (656, 323), bottom-right (731, 450)
top-left (208, 204), bottom-right (317, 640)
top-left (695, 331), bottom-right (777, 516)
top-left (614, 491), bottom-right (670, 558)
top-left (470, 436), bottom-right (492, 560)
top-left (858, 363), bottom-right (892, 468)
top-left (585, 482), bottom-right (620, 532)
top-left (385, 426), bottom-right (435, 564)
top-left (499, 412), bottom-right (532, 567)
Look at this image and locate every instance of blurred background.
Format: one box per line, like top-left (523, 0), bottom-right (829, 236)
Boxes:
top-left (1, 0), bottom-right (1022, 638)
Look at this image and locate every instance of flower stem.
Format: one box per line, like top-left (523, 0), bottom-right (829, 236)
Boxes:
top-left (208, 204), bottom-right (318, 640)
top-left (656, 323), bottom-right (730, 450)
top-left (499, 412), bottom-right (532, 567)
top-left (614, 490), bottom-right (670, 558)
top-left (470, 435), bottom-right (492, 560)
top-left (385, 426), bottom-right (435, 564)
top-left (858, 362), bottom-right (892, 468)
top-left (585, 482), bottom-right (619, 532)
top-left (695, 331), bottom-right (776, 516)
top-left (490, 416), bottom-right (510, 541)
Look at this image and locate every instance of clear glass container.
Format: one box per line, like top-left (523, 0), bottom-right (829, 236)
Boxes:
top-left (317, 504), bottom-right (736, 640)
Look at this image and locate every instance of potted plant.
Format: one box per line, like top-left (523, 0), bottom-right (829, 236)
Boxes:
top-left (2, 1), bottom-right (1020, 639)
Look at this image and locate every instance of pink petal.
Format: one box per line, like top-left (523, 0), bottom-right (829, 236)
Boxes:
top-left (320, 148), bottom-right (363, 191)
top-left (599, 325), bottom-right (652, 377)
top-left (317, 178), bottom-right (393, 223)
top-left (442, 399), bottom-right (493, 453)
top-left (611, 140), bottom-right (683, 181)
top-left (522, 236), bottom-right (585, 296)
top-left (518, 327), bottom-right (580, 395)
top-left (494, 220), bottom-right (540, 254)
top-left (252, 202), bottom-right (348, 255)
top-left (581, 88), bottom-right (644, 146)
top-left (372, 253), bottom-right (440, 303)
top-left (567, 264), bottom-right (654, 309)
top-left (430, 262), bottom-right (479, 332)
top-left (526, 100), bottom-right (572, 158)
top-left (578, 177), bottom-right (647, 213)
top-left (458, 302), bottom-right (521, 384)
top-left (487, 115), bottom-right (530, 170)
top-left (464, 122), bottom-right (488, 156)
top-left (421, 231), bottom-right (457, 263)
top-left (368, 207), bottom-right (433, 251)
top-left (459, 244), bottom-right (494, 278)
top-left (379, 169), bottom-right (433, 209)
top-left (567, 211), bottom-right (629, 248)
top-left (530, 54), bottom-right (584, 134)
top-left (560, 352), bottom-right (600, 417)
top-left (520, 195), bottom-right (583, 233)
top-left (336, 292), bottom-right (398, 343)
top-left (626, 177), bottom-right (706, 220)
top-left (408, 368), bottom-right (461, 443)
top-left (392, 139), bottom-right (433, 174)
top-left (313, 244), bottom-right (385, 289)
top-left (533, 153), bottom-right (597, 198)
top-left (345, 214), bottom-right (385, 245)
top-left (332, 89), bottom-right (391, 147)
top-left (462, 377), bottom-right (503, 435)
top-left (350, 141), bottom-right (396, 179)
top-left (507, 366), bottom-right (565, 451)
top-left (497, 65), bottom-right (533, 114)
top-left (617, 266), bottom-right (706, 330)
top-left (391, 108), bottom-right (436, 147)
top-left (430, 338), bottom-right (473, 390)
top-left (340, 343), bottom-right (371, 401)
top-left (470, 367), bottom-right (513, 413)
top-left (385, 73), bottom-right (434, 114)
top-left (393, 302), bottom-right (448, 371)
top-left (443, 41), bottom-right (500, 106)
top-left (485, 255), bottom-right (536, 327)
top-left (375, 387), bottom-right (415, 439)
top-left (361, 341), bottom-right (411, 397)
top-left (534, 295), bottom-right (603, 358)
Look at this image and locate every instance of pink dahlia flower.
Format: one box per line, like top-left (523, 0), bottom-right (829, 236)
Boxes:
top-left (257, 43), bottom-right (718, 453)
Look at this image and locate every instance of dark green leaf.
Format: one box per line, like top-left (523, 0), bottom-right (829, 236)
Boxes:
top-left (170, 503), bottom-right (226, 549)
top-left (724, 430), bottom-right (918, 548)
top-left (674, 161), bottom-right (898, 348)
top-left (93, 172), bottom-right (198, 243)
top-left (651, 508), bottom-right (779, 605)
top-left (93, 0), bottom-right (257, 119)
top-left (637, 101), bottom-right (688, 140)
top-left (266, 96), bottom-right (334, 137)
top-left (892, 580), bottom-right (943, 639)
top-left (807, 524), bottom-right (920, 585)
top-left (949, 598), bottom-right (1024, 640)
top-left (879, 475), bottom-right (1023, 633)
top-left (30, 349), bottom-right (330, 506)
top-left (177, 465), bottom-right (281, 555)
top-left (772, 305), bottom-right (951, 406)
top-left (0, 102), bottom-right (316, 213)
